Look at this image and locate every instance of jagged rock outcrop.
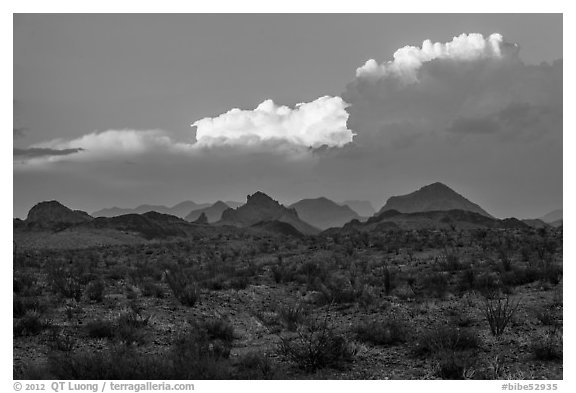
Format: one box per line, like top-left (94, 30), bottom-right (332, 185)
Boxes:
top-left (217, 191), bottom-right (319, 235)
top-left (193, 212), bottom-right (209, 225)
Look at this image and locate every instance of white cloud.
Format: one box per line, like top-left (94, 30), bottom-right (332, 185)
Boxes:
top-left (17, 96), bottom-right (354, 166)
top-left (193, 96), bottom-right (353, 148)
top-left (32, 129), bottom-right (176, 157)
top-left (356, 33), bottom-right (515, 83)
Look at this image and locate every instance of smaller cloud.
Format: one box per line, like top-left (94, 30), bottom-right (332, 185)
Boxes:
top-left (356, 33), bottom-right (516, 84)
top-left (31, 129), bottom-right (178, 158)
top-left (13, 147), bottom-right (84, 158)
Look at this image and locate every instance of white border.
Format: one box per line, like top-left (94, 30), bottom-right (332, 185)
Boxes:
top-left (3, 3), bottom-right (572, 392)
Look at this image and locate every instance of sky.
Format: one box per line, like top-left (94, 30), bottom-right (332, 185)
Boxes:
top-left (13, 14), bottom-right (563, 219)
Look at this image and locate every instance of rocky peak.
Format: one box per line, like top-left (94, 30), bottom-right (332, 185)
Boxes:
top-left (246, 191), bottom-right (281, 208)
top-left (194, 212), bottom-right (208, 224)
top-left (26, 200), bottom-right (93, 227)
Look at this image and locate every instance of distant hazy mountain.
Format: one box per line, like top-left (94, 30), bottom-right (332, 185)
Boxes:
top-left (225, 201), bottom-right (244, 209)
top-left (170, 201), bottom-right (211, 218)
top-left (185, 201), bottom-right (230, 223)
top-left (217, 191), bottom-right (319, 235)
top-left (289, 197), bottom-right (360, 230)
top-left (549, 219), bottom-right (563, 228)
top-left (539, 209), bottom-right (562, 224)
top-left (326, 209), bottom-right (527, 234)
top-left (342, 200), bottom-right (375, 217)
top-left (378, 182), bottom-right (492, 217)
top-left (92, 201), bottom-right (210, 218)
top-left (26, 201), bottom-right (93, 228)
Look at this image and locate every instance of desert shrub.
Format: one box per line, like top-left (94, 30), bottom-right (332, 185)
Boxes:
top-left (170, 328), bottom-right (232, 378)
top-left (14, 311), bottom-right (50, 337)
top-left (116, 310), bottom-right (150, 345)
top-left (353, 317), bottom-right (408, 346)
top-left (46, 263), bottom-right (83, 301)
top-left (129, 263), bottom-right (164, 286)
top-left (106, 265), bottom-right (130, 280)
top-left (278, 303), bottom-right (308, 331)
top-left (540, 262), bottom-right (563, 285)
top-left (165, 268), bottom-right (200, 307)
top-left (13, 296), bottom-right (46, 318)
top-left (233, 352), bottom-right (277, 379)
top-left (202, 274), bottom-right (227, 291)
top-left (551, 287), bottom-right (563, 308)
top-left (457, 268), bottom-right (476, 293)
top-left (357, 286), bottom-right (376, 309)
top-left (47, 328), bottom-right (75, 352)
top-left (383, 265), bottom-right (394, 296)
top-left (440, 251), bottom-right (463, 271)
top-left (318, 273), bottom-right (364, 304)
top-left (46, 347), bottom-right (175, 379)
top-left (497, 248), bottom-right (513, 272)
top-left (125, 284), bottom-right (139, 300)
top-left (415, 326), bottom-right (481, 356)
top-left (141, 280), bottom-right (164, 298)
top-left (435, 350), bottom-right (477, 380)
top-left (482, 295), bottom-right (519, 337)
top-left (85, 319), bottom-right (115, 339)
top-left (85, 279), bottom-right (105, 302)
top-left (298, 260), bottom-right (329, 285)
top-left (229, 275), bottom-right (250, 290)
top-left (278, 318), bottom-right (356, 372)
top-left (197, 318), bottom-right (235, 343)
top-left (271, 265), bottom-right (284, 284)
top-left (13, 272), bottom-right (41, 296)
top-left (532, 328), bottom-right (562, 361)
top-left (535, 308), bottom-right (560, 327)
top-left (474, 272), bottom-right (502, 298)
top-left (271, 262), bottom-right (298, 284)
top-left (47, 324), bottom-right (234, 379)
top-left (420, 272), bottom-right (449, 298)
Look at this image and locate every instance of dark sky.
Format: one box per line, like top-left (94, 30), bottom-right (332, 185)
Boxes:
top-left (13, 14), bottom-right (562, 219)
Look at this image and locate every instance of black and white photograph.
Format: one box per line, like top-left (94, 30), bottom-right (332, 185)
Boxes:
top-left (9, 8), bottom-right (567, 386)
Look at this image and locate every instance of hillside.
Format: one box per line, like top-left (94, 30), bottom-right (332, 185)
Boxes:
top-left (378, 182), bottom-right (492, 217)
top-left (326, 209), bottom-right (527, 234)
top-left (25, 201), bottom-right (93, 229)
top-left (289, 197), bottom-right (360, 230)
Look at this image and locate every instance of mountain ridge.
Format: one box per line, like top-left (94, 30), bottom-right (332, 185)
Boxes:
top-left (289, 197), bottom-right (360, 230)
top-left (378, 182), bottom-right (492, 217)
top-left (217, 191), bottom-right (320, 235)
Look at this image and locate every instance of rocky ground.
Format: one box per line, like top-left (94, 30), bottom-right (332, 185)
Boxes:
top-left (13, 228), bottom-right (563, 380)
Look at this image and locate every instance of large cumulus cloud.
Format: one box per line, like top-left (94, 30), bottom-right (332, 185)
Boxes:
top-left (193, 96), bottom-right (353, 148)
top-left (344, 33), bottom-right (561, 147)
top-left (336, 32), bottom-right (561, 217)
